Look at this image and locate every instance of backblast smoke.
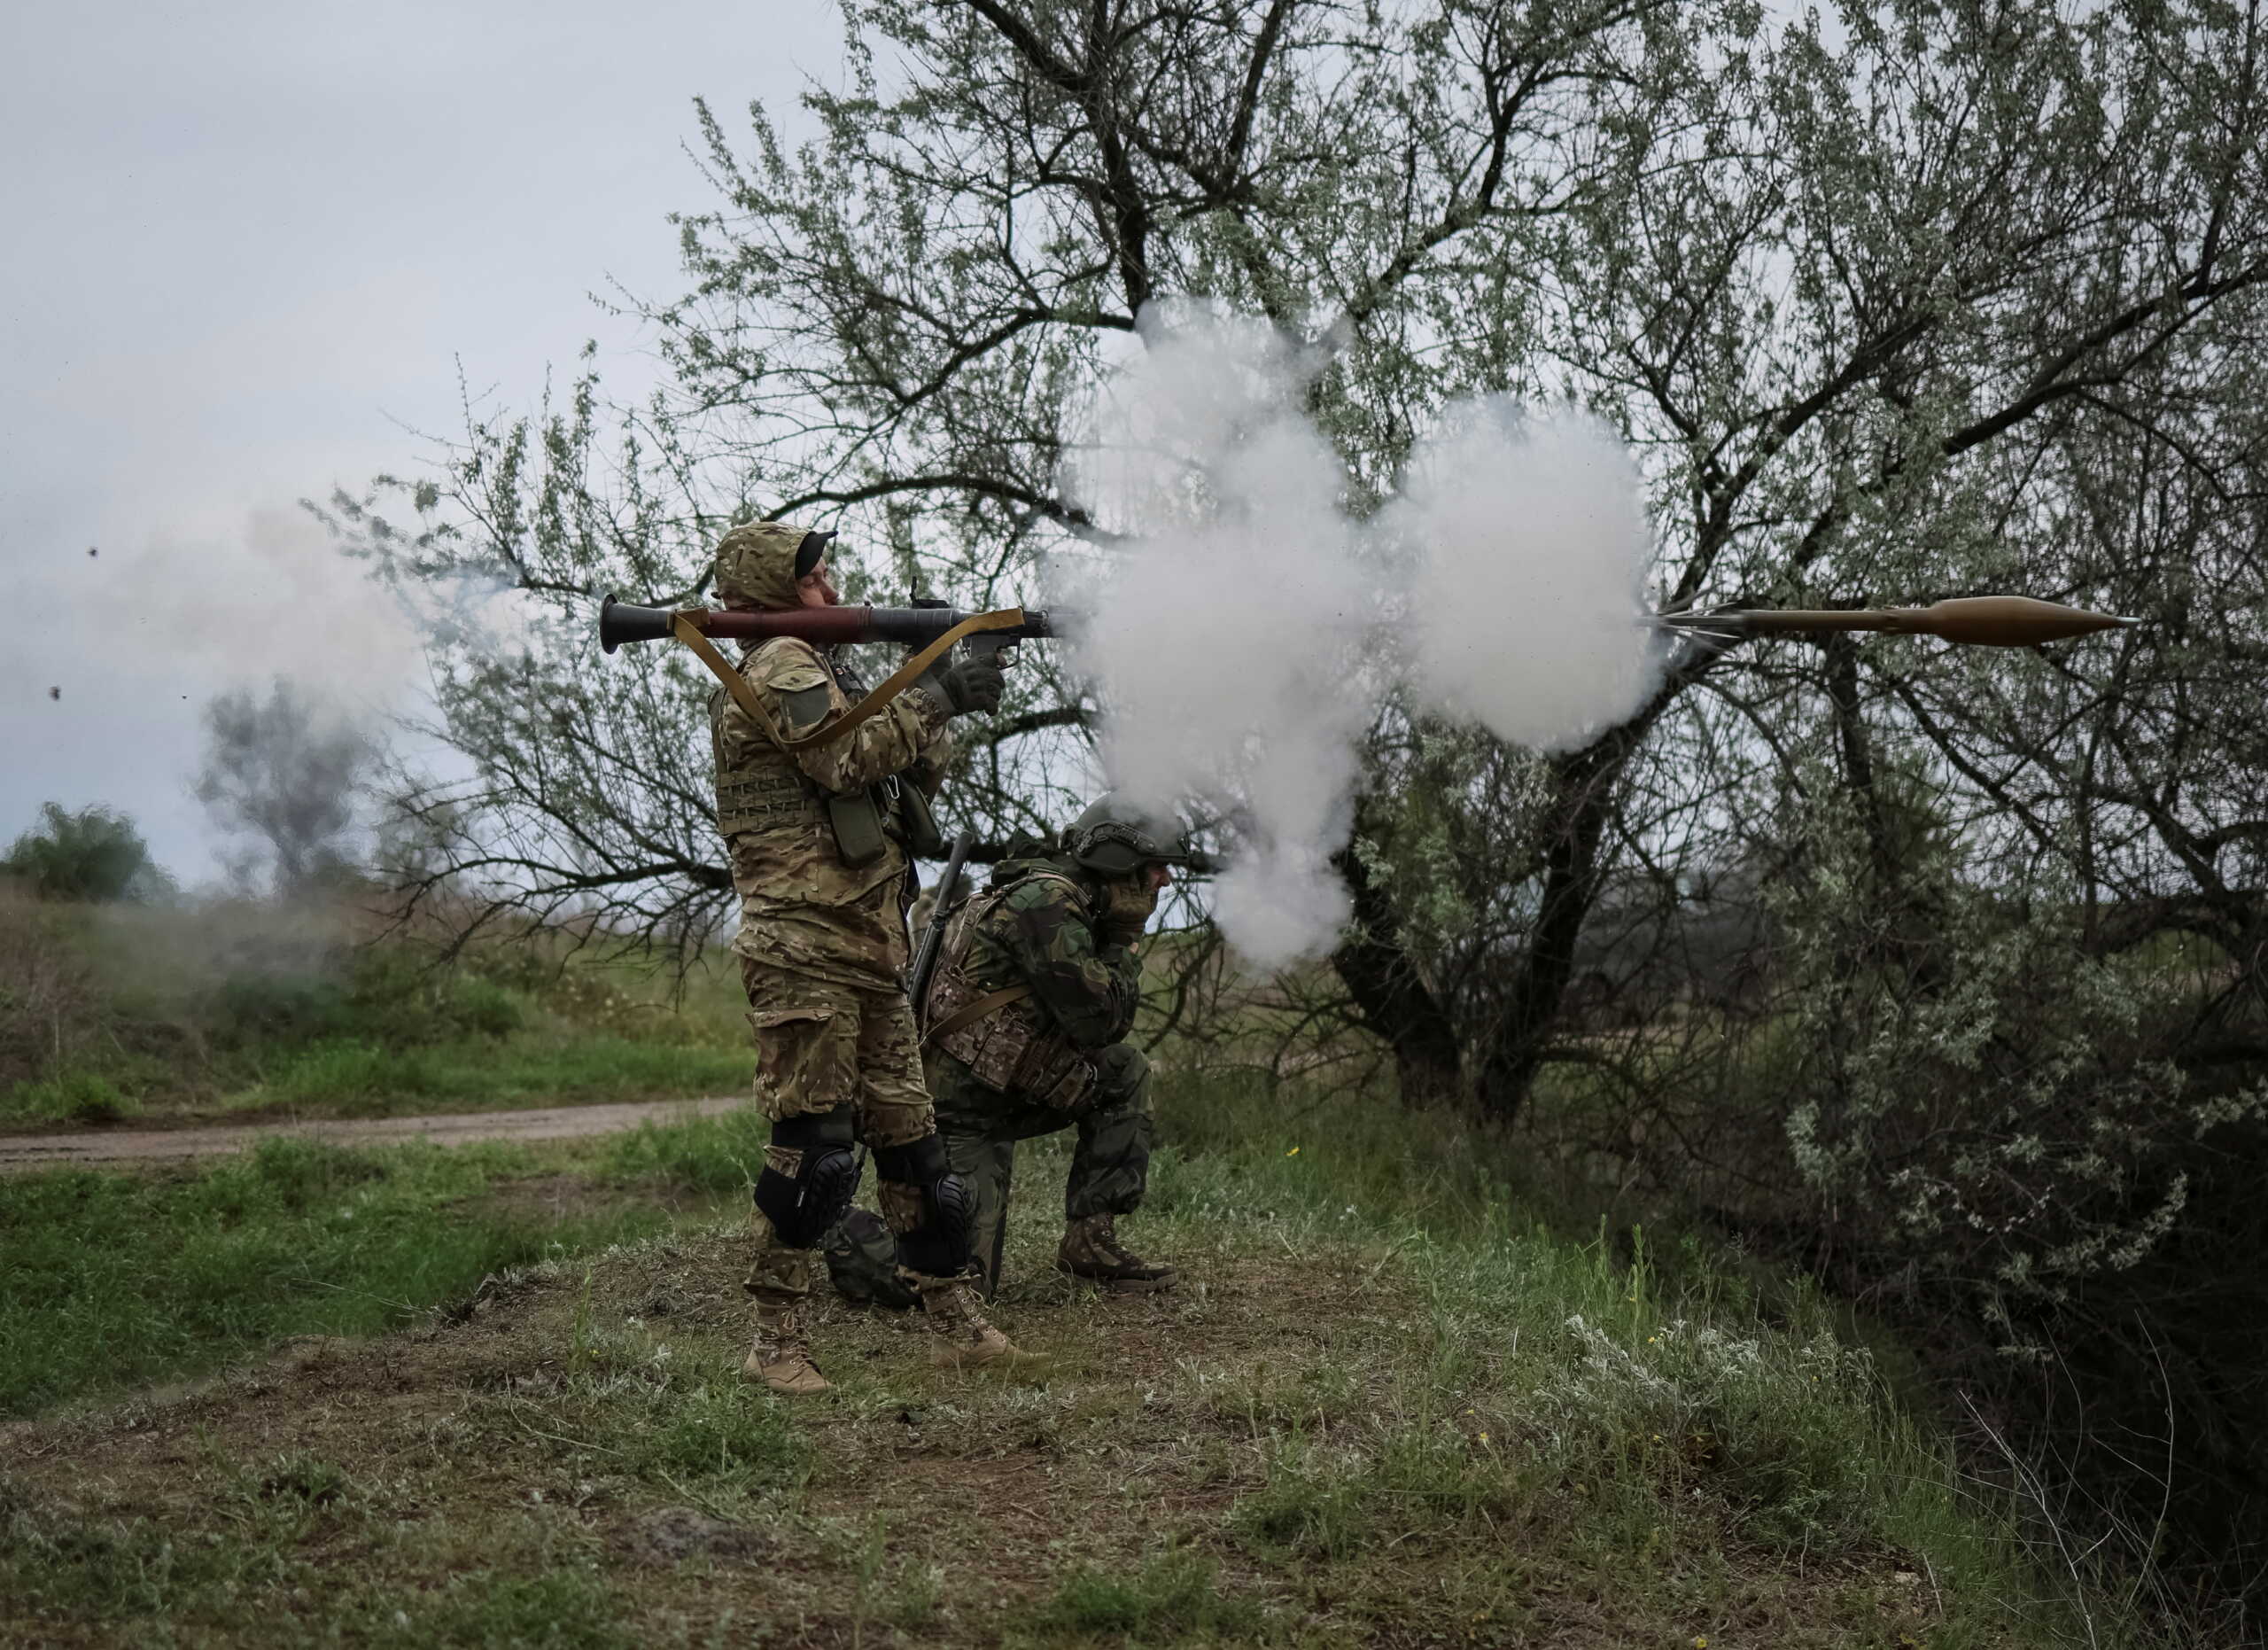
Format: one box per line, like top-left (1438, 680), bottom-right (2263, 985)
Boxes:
top-left (1056, 311), bottom-right (1662, 968)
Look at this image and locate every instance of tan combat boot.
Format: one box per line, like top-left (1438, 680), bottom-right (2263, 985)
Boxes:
top-left (742, 1290), bottom-right (830, 1396)
top-left (743, 1214), bottom-right (829, 1396)
top-left (1058, 1212), bottom-right (1177, 1292)
top-left (915, 1272), bottom-right (1040, 1371)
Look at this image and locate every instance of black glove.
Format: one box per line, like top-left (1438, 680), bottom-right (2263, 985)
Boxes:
top-left (927, 655), bottom-right (1006, 717)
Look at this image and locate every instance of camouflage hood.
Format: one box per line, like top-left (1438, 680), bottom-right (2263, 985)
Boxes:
top-left (712, 520), bottom-right (829, 611)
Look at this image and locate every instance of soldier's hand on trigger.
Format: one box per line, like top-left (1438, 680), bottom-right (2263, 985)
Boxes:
top-left (926, 652), bottom-right (1006, 718)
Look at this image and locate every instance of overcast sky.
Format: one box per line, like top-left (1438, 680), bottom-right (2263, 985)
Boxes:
top-left (3, 1), bottom-right (841, 882)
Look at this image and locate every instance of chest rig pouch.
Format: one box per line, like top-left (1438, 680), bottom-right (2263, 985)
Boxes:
top-left (924, 876), bottom-right (1098, 1111)
top-left (781, 659), bottom-right (947, 868)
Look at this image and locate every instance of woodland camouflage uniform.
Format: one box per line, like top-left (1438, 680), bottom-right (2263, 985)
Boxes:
top-left (827, 813), bottom-right (1178, 1301)
top-left (707, 519), bottom-right (1021, 1392)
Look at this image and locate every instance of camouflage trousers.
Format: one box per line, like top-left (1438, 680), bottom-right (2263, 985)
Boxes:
top-left (825, 1042), bottom-right (1152, 1300)
top-left (740, 960), bottom-right (938, 1309)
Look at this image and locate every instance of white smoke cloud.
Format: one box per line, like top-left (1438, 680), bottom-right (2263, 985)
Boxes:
top-left (1058, 311), bottom-right (1663, 969)
top-left (1387, 403), bottom-right (1660, 752)
top-left (1057, 317), bottom-right (1376, 964)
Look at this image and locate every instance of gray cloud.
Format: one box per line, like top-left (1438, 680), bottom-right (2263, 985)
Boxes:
top-left (3, 0), bottom-right (838, 881)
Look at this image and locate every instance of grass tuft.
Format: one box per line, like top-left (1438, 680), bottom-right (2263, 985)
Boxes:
top-left (642, 1382), bottom-right (809, 1485)
top-left (375, 1566), bottom-right (633, 1650)
top-left (1028, 1551), bottom-right (1266, 1643)
top-left (602, 1107), bottom-right (768, 1194)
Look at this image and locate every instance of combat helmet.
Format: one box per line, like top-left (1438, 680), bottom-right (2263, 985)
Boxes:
top-left (711, 520), bottom-right (836, 610)
top-left (1062, 796), bottom-right (1212, 876)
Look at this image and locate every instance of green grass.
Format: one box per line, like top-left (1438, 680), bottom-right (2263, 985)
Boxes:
top-left (599, 1105), bottom-right (773, 1191)
top-left (0, 1064), bottom-right (2172, 1646)
top-left (0, 893), bottom-right (751, 1126)
top-left (1133, 1068), bottom-right (2123, 1641)
top-left (3, 1466), bottom-right (641, 1648)
top-left (375, 1567), bottom-right (636, 1650)
top-left (4, 1069), bottom-right (141, 1124)
top-left (212, 1031), bottom-right (749, 1117)
top-left (1024, 1551), bottom-right (1265, 1643)
top-left (0, 1135), bottom-right (703, 1416)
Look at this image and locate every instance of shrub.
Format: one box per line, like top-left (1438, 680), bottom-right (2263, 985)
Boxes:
top-left (2, 804), bottom-right (172, 904)
top-left (4, 1071), bottom-right (137, 1125)
top-left (0, 887), bottom-right (105, 1094)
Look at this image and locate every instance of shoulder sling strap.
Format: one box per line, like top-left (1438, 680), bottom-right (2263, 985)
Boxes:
top-left (922, 985), bottom-right (1033, 1048)
top-left (672, 607), bottom-right (1029, 753)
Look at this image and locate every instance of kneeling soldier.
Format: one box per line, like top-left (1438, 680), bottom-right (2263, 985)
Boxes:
top-left (705, 518), bottom-right (1026, 1394)
top-left (829, 798), bottom-right (1196, 1301)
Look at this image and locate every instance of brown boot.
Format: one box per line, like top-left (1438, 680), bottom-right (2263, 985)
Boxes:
top-left (742, 1292), bottom-right (830, 1396)
top-left (1057, 1213), bottom-right (1177, 1292)
top-left (739, 1307), bottom-right (829, 1397)
top-left (915, 1272), bottom-right (1040, 1371)
top-left (743, 1216), bottom-right (829, 1396)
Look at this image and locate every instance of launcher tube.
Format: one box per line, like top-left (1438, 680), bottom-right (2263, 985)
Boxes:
top-left (599, 595), bottom-right (1062, 655)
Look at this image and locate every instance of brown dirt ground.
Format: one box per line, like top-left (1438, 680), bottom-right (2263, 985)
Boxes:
top-left (0, 1096), bottom-right (745, 1175)
top-left (1, 1222), bottom-right (1959, 1648)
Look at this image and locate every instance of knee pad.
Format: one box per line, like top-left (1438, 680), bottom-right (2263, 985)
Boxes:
top-left (753, 1106), bottom-right (859, 1248)
top-left (873, 1135), bottom-right (976, 1276)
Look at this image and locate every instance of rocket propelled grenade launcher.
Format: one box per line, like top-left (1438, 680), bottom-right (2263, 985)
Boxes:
top-left (1648, 595), bottom-right (2139, 648)
top-left (600, 594), bottom-right (1066, 755)
top-left (598, 596), bottom-right (1062, 656)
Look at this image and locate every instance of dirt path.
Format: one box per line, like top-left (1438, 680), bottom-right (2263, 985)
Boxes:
top-left (0, 1095), bottom-right (747, 1174)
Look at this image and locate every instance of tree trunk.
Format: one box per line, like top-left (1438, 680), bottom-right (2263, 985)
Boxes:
top-left (1474, 744), bottom-right (1624, 1122)
top-left (1329, 832), bottom-right (1463, 1107)
top-left (1822, 634), bottom-right (1892, 885)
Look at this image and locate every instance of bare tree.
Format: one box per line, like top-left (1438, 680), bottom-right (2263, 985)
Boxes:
top-left (194, 680), bottom-right (379, 895)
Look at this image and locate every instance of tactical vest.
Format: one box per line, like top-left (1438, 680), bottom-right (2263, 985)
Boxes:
top-left (710, 640), bottom-right (942, 885)
top-left (921, 870), bottom-right (1098, 1110)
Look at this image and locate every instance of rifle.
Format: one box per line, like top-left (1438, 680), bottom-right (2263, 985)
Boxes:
top-left (908, 828), bottom-right (978, 1028)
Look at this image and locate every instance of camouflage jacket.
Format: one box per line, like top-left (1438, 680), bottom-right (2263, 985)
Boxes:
top-left (712, 637), bottom-right (953, 992)
top-left (922, 852), bottom-right (1144, 1105)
